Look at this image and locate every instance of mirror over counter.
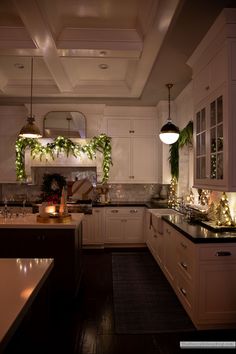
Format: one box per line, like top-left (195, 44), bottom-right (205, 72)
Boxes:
top-left (43, 111), bottom-right (86, 138)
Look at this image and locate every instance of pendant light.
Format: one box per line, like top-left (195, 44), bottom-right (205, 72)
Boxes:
top-left (19, 57), bottom-right (42, 138)
top-left (159, 83), bottom-right (179, 144)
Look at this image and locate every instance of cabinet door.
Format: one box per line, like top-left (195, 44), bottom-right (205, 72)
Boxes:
top-left (125, 217), bottom-right (144, 243)
top-left (109, 138), bottom-right (131, 182)
top-left (105, 218), bottom-right (124, 243)
top-left (107, 119), bottom-right (131, 137)
top-left (194, 91), bottom-right (225, 189)
top-left (132, 137), bottom-right (157, 182)
top-left (132, 119), bottom-right (156, 136)
top-left (198, 263), bottom-right (236, 323)
top-left (107, 118), bottom-right (156, 137)
top-left (93, 208), bottom-right (105, 244)
top-left (82, 214), bottom-right (94, 245)
top-left (163, 223), bottom-right (176, 285)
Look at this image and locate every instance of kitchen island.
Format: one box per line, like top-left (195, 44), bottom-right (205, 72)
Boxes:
top-left (0, 213), bottom-right (84, 299)
top-left (0, 258), bottom-right (53, 352)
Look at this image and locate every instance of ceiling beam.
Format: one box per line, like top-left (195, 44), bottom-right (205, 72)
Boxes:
top-left (13, 0), bottom-right (73, 93)
top-left (129, 0), bottom-right (180, 97)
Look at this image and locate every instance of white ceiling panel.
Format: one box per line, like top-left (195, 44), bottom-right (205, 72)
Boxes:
top-left (61, 57), bottom-right (130, 84)
top-left (0, 0), bottom-right (234, 105)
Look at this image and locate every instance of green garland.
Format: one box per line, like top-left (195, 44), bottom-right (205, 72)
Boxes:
top-left (169, 121), bottom-right (193, 180)
top-left (15, 134), bottom-right (112, 183)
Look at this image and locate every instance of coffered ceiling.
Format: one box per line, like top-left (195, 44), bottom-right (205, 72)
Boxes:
top-left (0, 0), bottom-right (235, 106)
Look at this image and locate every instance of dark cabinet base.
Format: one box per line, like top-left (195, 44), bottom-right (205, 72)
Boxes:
top-left (0, 224), bottom-right (83, 299)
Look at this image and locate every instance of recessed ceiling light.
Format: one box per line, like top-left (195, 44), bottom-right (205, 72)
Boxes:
top-left (99, 63), bottom-right (108, 70)
top-left (14, 63), bottom-right (24, 69)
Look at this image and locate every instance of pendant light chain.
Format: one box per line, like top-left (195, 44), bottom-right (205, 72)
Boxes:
top-left (166, 83), bottom-right (173, 122)
top-left (30, 57), bottom-right (33, 117)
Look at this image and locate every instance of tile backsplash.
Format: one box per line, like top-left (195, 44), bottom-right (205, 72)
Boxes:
top-left (0, 182), bottom-right (163, 203)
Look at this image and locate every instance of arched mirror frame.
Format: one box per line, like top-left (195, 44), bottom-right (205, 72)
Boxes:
top-left (43, 111), bottom-right (87, 138)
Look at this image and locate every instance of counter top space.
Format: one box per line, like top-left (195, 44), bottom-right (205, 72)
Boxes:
top-left (0, 258), bottom-right (53, 351)
top-left (0, 213), bottom-right (84, 229)
top-left (93, 201), bottom-right (168, 208)
top-left (163, 214), bottom-right (236, 243)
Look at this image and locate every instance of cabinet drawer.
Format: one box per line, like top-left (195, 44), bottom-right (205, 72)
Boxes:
top-left (105, 207), bottom-right (143, 216)
top-left (177, 251), bottom-right (194, 280)
top-left (199, 245), bottom-right (236, 261)
top-left (176, 271), bottom-right (194, 313)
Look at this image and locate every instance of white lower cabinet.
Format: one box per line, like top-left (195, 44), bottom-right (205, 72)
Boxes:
top-left (82, 208), bottom-right (104, 246)
top-left (162, 221), bottom-right (236, 329)
top-left (146, 211), bottom-right (164, 265)
top-left (105, 207), bottom-right (144, 244)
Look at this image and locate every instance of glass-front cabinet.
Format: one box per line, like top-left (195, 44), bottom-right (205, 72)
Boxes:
top-left (194, 93), bottom-right (225, 189)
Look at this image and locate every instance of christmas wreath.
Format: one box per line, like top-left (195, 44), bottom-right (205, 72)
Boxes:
top-left (41, 173), bottom-right (66, 204)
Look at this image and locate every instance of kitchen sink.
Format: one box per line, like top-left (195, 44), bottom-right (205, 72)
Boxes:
top-left (148, 208), bottom-right (180, 216)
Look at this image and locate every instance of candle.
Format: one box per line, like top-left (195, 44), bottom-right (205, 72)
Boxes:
top-left (45, 205), bottom-right (56, 214)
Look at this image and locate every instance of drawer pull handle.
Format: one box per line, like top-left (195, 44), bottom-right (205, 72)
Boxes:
top-left (215, 251), bottom-right (231, 257)
top-left (111, 210), bottom-right (119, 213)
top-left (94, 210), bottom-right (100, 213)
top-left (180, 262), bottom-right (188, 270)
top-left (180, 287), bottom-right (187, 297)
top-left (129, 130), bottom-right (135, 133)
top-left (130, 209), bottom-right (138, 213)
top-left (180, 242), bottom-right (187, 249)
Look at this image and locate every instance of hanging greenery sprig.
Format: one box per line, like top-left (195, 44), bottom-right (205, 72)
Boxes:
top-left (169, 121), bottom-right (193, 180)
top-left (15, 134), bottom-right (112, 183)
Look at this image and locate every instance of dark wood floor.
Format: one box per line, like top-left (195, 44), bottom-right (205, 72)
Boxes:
top-left (5, 249), bottom-right (236, 353)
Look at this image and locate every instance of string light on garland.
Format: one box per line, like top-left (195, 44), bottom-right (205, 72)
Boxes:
top-left (15, 134), bottom-right (112, 183)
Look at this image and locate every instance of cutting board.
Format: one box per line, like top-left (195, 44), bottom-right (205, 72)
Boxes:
top-left (71, 178), bottom-right (93, 200)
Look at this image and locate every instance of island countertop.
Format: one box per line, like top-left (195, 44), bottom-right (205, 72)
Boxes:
top-left (162, 214), bottom-right (236, 243)
top-left (0, 213), bottom-right (84, 229)
top-left (0, 258), bottom-right (53, 352)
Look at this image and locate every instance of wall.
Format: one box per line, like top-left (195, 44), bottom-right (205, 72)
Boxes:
top-left (174, 81), bottom-right (194, 198)
top-left (0, 106), bottom-right (27, 183)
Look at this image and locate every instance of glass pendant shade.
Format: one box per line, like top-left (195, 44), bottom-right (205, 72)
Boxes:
top-left (19, 58), bottom-right (42, 139)
top-left (159, 83), bottom-right (179, 144)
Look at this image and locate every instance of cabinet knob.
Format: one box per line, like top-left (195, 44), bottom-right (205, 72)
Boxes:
top-left (153, 234), bottom-right (157, 238)
top-left (180, 261), bottom-right (188, 270)
top-left (130, 209), bottom-right (138, 213)
top-left (205, 85), bottom-right (210, 91)
top-left (180, 287), bottom-right (187, 297)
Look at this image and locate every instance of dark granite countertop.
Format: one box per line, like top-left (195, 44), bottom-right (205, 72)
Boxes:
top-left (92, 201), bottom-right (168, 208)
top-left (162, 214), bottom-right (236, 243)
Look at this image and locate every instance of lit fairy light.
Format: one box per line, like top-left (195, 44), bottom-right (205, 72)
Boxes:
top-left (15, 134), bottom-right (112, 183)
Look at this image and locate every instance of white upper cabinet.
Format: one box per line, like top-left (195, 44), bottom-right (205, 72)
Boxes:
top-left (107, 118), bottom-right (156, 137)
top-left (104, 107), bottom-right (158, 183)
top-left (108, 136), bottom-right (157, 183)
top-left (188, 9), bottom-right (236, 191)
